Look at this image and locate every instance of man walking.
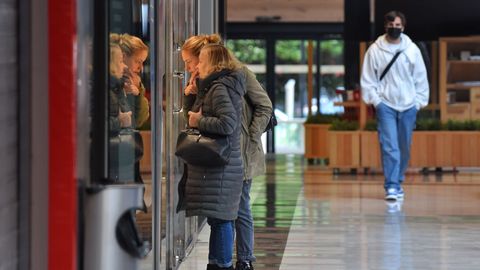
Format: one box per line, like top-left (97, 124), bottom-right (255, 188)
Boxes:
top-left (361, 10), bottom-right (429, 200)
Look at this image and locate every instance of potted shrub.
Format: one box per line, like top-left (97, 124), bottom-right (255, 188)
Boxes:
top-left (412, 119), bottom-right (480, 168)
top-left (304, 114), bottom-right (339, 163)
top-left (361, 118), bottom-right (480, 169)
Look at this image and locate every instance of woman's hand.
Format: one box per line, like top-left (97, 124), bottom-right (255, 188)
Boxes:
top-left (124, 81), bottom-right (140, 95)
top-left (184, 70), bottom-right (199, 95)
top-left (188, 108), bottom-right (202, 128)
top-left (130, 72), bottom-right (141, 88)
top-left (119, 110), bottom-right (132, 127)
top-left (123, 69), bottom-right (141, 95)
top-left (184, 84), bottom-right (197, 95)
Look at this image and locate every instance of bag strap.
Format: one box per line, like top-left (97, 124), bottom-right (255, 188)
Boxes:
top-left (380, 51), bottom-right (402, 81)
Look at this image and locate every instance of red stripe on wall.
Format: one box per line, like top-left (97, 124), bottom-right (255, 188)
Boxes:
top-left (48, 0), bottom-right (77, 269)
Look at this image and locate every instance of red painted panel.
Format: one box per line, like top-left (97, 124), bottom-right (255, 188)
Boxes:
top-left (48, 0), bottom-right (77, 269)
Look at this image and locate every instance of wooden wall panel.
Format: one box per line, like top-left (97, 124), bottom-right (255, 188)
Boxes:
top-left (227, 0), bottom-right (344, 22)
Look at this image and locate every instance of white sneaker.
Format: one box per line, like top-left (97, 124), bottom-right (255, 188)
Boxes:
top-left (385, 188), bottom-right (398, 200)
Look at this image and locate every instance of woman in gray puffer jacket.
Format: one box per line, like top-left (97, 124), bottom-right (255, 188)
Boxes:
top-left (185, 44), bottom-right (246, 270)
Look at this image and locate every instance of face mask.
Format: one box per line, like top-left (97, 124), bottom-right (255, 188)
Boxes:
top-left (387, 27), bottom-right (402, 39)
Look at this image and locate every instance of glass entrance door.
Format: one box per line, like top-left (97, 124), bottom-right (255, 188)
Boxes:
top-left (164, 0), bottom-right (199, 268)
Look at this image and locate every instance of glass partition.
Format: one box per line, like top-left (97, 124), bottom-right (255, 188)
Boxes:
top-left (84, 1), bottom-right (213, 269)
top-left (274, 39), bottom-right (344, 154)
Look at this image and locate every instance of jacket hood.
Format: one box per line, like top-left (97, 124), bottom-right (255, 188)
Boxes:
top-left (374, 33), bottom-right (413, 53)
top-left (197, 69), bottom-right (246, 97)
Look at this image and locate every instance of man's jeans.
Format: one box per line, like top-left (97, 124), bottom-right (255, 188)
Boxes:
top-left (235, 179), bottom-right (256, 263)
top-left (376, 103), bottom-right (417, 191)
top-left (207, 217), bottom-right (234, 268)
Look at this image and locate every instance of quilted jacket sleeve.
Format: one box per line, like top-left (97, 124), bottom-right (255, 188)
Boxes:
top-left (198, 84), bottom-right (238, 136)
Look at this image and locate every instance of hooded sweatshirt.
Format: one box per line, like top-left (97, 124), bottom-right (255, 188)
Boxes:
top-left (361, 33), bottom-right (429, 111)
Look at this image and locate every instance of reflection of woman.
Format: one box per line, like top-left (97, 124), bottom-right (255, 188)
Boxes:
top-left (110, 33), bottom-right (149, 128)
top-left (184, 44), bottom-right (246, 270)
top-left (108, 42), bottom-right (134, 182)
top-left (109, 42), bottom-right (131, 133)
top-left (111, 33), bottom-right (149, 186)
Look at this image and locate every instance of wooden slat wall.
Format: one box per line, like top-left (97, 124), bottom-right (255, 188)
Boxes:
top-left (0, 0), bottom-right (18, 269)
top-left (227, 0), bottom-right (344, 22)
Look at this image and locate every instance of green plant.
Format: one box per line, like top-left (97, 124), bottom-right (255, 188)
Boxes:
top-left (364, 119), bottom-right (377, 131)
top-left (462, 120), bottom-right (480, 131)
top-left (445, 120), bottom-right (465, 131)
top-left (444, 119), bottom-right (480, 131)
top-left (329, 119), bottom-right (359, 131)
top-left (412, 119), bottom-right (480, 131)
top-left (304, 114), bottom-right (339, 124)
top-left (415, 119), bottom-right (443, 131)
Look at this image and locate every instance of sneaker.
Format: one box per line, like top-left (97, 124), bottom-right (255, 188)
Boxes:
top-left (385, 188), bottom-right (398, 201)
top-left (236, 261), bottom-right (254, 270)
top-left (397, 187), bottom-right (405, 200)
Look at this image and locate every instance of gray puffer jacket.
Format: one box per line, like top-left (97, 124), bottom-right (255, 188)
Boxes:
top-left (184, 69), bottom-right (246, 221)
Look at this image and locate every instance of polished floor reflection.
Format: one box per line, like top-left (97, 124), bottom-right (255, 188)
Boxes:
top-left (180, 155), bottom-right (480, 270)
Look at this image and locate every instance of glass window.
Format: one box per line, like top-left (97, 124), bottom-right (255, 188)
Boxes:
top-left (274, 39), bottom-right (344, 154)
top-left (226, 39), bottom-right (267, 86)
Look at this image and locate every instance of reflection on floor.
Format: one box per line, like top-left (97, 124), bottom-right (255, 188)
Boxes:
top-left (180, 154), bottom-right (480, 270)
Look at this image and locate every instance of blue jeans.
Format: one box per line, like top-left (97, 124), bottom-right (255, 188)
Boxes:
top-left (235, 179), bottom-right (256, 262)
top-left (376, 103), bottom-right (417, 191)
top-left (207, 217), bottom-right (234, 268)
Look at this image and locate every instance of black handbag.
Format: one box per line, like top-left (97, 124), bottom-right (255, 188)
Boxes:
top-left (175, 129), bottom-right (231, 167)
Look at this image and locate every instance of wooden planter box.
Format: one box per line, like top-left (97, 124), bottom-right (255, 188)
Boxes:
top-left (411, 131), bottom-right (480, 167)
top-left (328, 131), bottom-right (360, 168)
top-left (358, 131), bottom-right (480, 168)
top-left (304, 124), bottom-right (330, 159)
top-left (410, 131), bottom-right (449, 167)
top-left (139, 130), bottom-right (152, 173)
top-left (360, 131), bottom-right (382, 168)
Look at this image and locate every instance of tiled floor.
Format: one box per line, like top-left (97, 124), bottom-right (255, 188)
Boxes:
top-left (179, 155), bottom-right (480, 270)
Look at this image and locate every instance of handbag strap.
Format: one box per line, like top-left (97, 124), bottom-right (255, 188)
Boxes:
top-left (380, 51), bottom-right (402, 81)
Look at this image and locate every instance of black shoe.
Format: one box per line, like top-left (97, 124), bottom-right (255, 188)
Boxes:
top-left (206, 264), bottom-right (234, 270)
top-left (236, 261), bottom-right (254, 270)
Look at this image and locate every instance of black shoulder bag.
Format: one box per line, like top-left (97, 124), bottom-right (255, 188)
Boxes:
top-left (175, 128), bottom-right (231, 167)
top-left (380, 51), bottom-right (403, 81)
top-left (175, 94), bottom-right (231, 167)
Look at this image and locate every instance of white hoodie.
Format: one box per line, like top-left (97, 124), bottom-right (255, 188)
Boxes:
top-left (361, 33), bottom-right (429, 111)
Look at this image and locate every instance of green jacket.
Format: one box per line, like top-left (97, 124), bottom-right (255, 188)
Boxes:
top-left (126, 82), bottom-right (150, 128)
top-left (240, 66), bottom-right (272, 180)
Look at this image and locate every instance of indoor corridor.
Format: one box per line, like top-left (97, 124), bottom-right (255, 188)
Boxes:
top-left (179, 155), bottom-right (480, 270)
